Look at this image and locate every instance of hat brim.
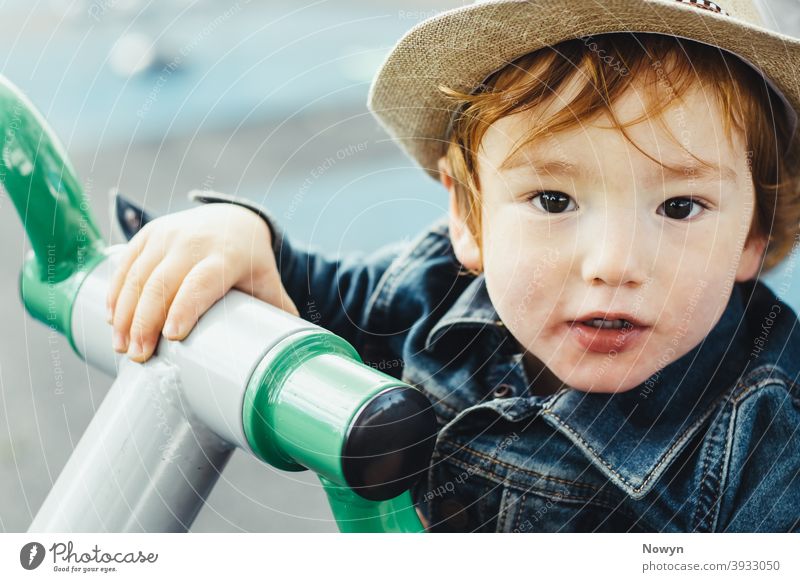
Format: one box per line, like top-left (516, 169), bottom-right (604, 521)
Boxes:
top-left (368, 0), bottom-right (800, 180)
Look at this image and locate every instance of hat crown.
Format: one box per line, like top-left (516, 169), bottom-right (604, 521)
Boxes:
top-left (471, 0), bottom-right (766, 26)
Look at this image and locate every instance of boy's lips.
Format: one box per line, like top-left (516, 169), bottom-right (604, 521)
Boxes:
top-left (573, 311), bottom-right (647, 327)
top-left (566, 312), bottom-right (650, 354)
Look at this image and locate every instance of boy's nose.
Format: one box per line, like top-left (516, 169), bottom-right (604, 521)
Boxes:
top-left (580, 213), bottom-right (650, 288)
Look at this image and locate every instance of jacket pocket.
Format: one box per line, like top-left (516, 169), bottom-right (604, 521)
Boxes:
top-left (499, 484), bottom-right (650, 533)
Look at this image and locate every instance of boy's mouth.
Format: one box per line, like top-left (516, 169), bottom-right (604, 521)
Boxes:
top-left (581, 318), bottom-right (634, 330)
top-left (573, 311), bottom-right (646, 327)
top-left (567, 312), bottom-right (649, 353)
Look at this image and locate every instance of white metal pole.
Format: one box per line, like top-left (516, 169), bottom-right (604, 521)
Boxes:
top-left (28, 361), bottom-right (234, 532)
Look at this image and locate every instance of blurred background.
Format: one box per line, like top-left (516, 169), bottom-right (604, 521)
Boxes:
top-left (0, 0), bottom-right (798, 532)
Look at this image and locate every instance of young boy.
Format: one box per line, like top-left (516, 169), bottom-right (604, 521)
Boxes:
top-left (106, 0), bottom-right (800, 532)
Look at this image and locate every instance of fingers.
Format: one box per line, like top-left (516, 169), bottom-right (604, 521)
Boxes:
top-left (126, 256), bottom-right (191, 362)
top-left (105, 203), bottom-right (299, 365)
top-left (164, 256), bottom-right (231, 341)
top-left (106, 226), bottom-right (151, 320)
top-left (111, 247), bottom-right (163, 355)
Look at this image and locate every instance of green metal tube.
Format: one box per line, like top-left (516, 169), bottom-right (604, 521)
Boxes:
top-left (0, 74), bottom-right (106, 350)
top-left (243, 330), bottom-right (429, 532)
top-left (320, 477), bottom-right (425, 533)
top-left (243, 330), bottom-right (412, 480)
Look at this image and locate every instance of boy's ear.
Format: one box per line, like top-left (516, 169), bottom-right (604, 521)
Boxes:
top-left (735, 234), bottom-right (768, 282)
top-left (439, 156), bottom-right (482, 273)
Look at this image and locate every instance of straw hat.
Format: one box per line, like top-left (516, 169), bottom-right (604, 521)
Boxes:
top-left (368, 0), bottom-right (800, 180)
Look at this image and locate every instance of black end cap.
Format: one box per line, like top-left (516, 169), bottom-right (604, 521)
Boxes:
top-left (342, 386), bottom-right (437, 501)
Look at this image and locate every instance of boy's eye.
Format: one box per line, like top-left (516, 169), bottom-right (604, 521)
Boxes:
top-left (526, 192), bottom-right (707, 219)
top-left (658, 197), bottom-right (707, 220)
top-left (529, 190), bottom-right (576, 214)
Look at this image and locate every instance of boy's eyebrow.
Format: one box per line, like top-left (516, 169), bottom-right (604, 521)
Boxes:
top-left (499, 152), bottom-right (739, 185)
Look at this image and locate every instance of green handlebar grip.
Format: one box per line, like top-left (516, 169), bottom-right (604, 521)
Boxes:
top-left (243, 329), bottom-right (437, 501)
top-left (243, 329), bottom-right (436, 532)
top-left (0, 74), bottom-right (106, 350)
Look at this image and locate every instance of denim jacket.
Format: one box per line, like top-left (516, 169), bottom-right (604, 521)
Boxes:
top-left (194, 192), bottom-right (800, 533)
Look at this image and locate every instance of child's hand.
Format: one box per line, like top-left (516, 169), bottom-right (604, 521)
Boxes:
top-left (106, 202), bottom-right (300, 363)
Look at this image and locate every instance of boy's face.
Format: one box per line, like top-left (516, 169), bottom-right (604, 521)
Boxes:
top-left (442, 81), bottom-right (766, 393)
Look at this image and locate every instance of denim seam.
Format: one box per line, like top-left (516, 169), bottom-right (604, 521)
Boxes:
top-left (713, 372), bottom-right (794, 532)
top-left (715, 391), bottom-right (740, 533)
top-left (516, 486), bottom-right (625, 513)
top-left (732, 371), bottom-right (796, 405)
top-left (768, 364), bottom-right (800, 395)
top-left (694, 383), bottom-right (743, 531)
top-left (692, 441), bottom-right (714, 531)
top-left (497, 487), bottom-right (515, 533)
top-left (690, 402), bottom-right (729, 532)
top-left (514, 492), bottom-right (526, 532)
top-left (542, 404), bottom-right (717, 499)
top-left (707, 410), bottom-right (729, 532)
top-left (445, 454), bottom-right (608, 506)
top-left (439, 437), bottom-right (600, 492)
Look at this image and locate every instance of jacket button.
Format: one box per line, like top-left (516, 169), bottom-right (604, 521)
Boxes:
top-left (492, 384), bottom-right (514, 399)
top-left (439, 499), bottom-right (469, 530)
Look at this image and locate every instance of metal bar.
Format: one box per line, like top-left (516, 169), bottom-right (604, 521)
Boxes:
top-left (29, 361), bottom-right (233, 532)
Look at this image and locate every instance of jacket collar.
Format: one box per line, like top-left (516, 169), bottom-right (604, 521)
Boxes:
top-left (424, 274), bottom-right (506, 352)
top-left (424, 274), bottom-right (766, 500)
